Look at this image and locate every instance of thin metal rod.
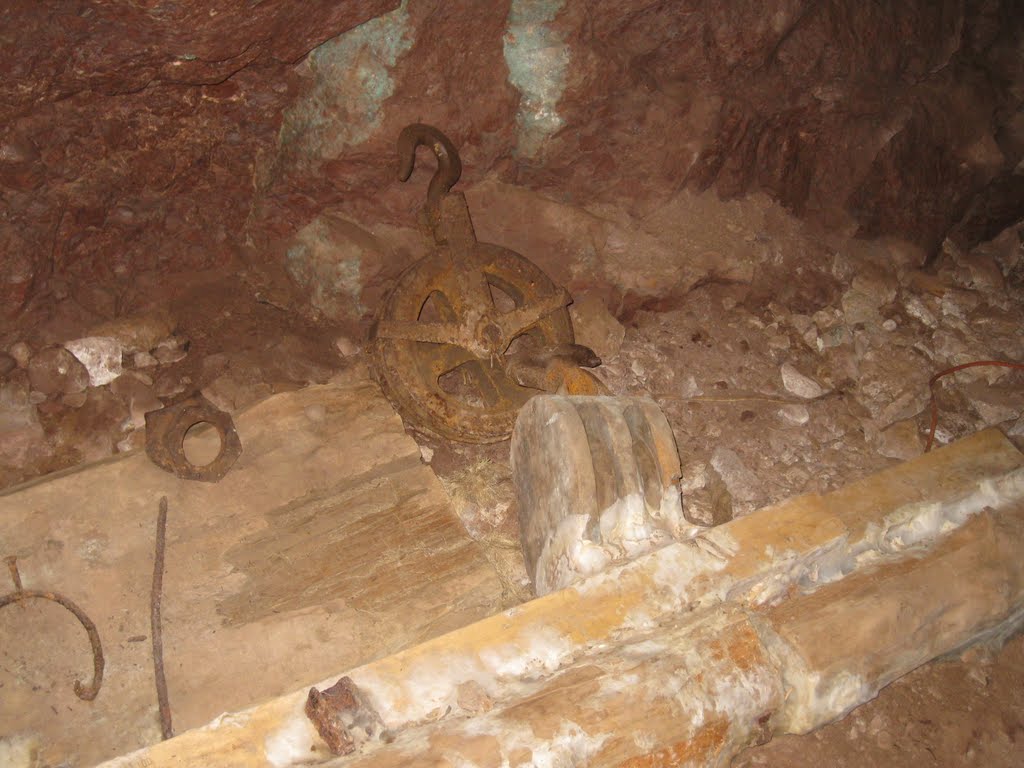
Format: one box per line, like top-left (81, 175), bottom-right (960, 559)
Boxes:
top-left (151, 496), bottom-right (173, 740)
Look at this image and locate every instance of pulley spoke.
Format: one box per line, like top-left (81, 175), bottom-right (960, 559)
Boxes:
top-left (376, 320), bottom-right (467, 347)
top-left (496, 288), bottom-right (571, 345)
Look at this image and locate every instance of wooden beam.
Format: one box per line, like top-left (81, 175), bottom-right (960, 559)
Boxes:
top-left (100, 429), bottom-right (1024, 767)
top-left (322, 505), bottom-right (1024, 767)
top-left (0, 366), bottom-right (504, 765)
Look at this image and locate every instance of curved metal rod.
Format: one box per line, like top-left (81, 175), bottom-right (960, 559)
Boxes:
top-left (152, 496), bottom-right (174, 739)
top-left (396, 123), bottom-right (462, 211)
top-left (0, 560), bottom-right (104, 701)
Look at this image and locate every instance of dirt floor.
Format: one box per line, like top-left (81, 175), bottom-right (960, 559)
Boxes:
top-left (1, 197), bottom-right (1023, 764)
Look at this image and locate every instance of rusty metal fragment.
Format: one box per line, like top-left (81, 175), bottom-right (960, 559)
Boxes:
top-left (151, 496), bottom-right (173, 740)
top-left (371, 124), bottom-right (603, 442)
top-left (305, 676), bottom-right (387, 756)
top-left (0, 556), bottom-right (105, 701)
top-left (145, 395), bottom-right (242, 482)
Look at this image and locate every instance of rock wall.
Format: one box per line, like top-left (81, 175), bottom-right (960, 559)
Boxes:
top-left (2, 0), bottom-right (1021, 327)
top-left (0, 0), bottom-right (398, 318)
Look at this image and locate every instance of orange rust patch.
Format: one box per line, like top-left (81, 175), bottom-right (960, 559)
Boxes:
top-left (725, 621), bottom-right (764, 673)
top-left (615, 720), bottom-right (729, 767)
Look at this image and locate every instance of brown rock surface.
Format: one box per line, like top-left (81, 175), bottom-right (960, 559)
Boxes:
top-left (26, 346), bottom-right (90, 396)
top-left (2, 2), bottom-right (1022, 330)
top-left (0, 0), bottom-right (397, 322)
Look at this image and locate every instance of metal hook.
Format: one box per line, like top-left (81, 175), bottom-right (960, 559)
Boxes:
top-left (396, 124), bottom-right (463, 212)
top-left (1, 556), bottom-right (105, 701)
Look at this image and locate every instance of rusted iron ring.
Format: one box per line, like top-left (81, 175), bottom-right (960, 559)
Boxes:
top-left (145, 395), bottom-right (242, 482)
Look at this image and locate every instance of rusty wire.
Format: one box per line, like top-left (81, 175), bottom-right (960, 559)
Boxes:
top-left (926, 360), bottom-right (1024, 452)
top-left (151, 496), bottom-right (174, 740)
top-left (0, 555), bottom-right (104, 701)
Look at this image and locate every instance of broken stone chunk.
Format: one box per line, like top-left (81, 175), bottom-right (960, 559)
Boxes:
top-left (789, 314), bottom-right (814, 336)
top-left (86, 310), bottom-right (175, 354)
top-left (27, 346), bottom-right (91, 395)
top-left (678, 460), bottom-right (708, 494)
top-left (710, 446), bottom-right (759, 504)
top-left (778, 403), bottom-right (810, 425)
top-left (841, 288), bottom-right (882, 326)
top-left (962, 380), bottom-right (1022, 426)
top-left (63, 336), bottom-right (123, 386)
top-left (780, 362), bottom-right (826, 399)
top-left (153, 337), bottom-right (188, 365)
top-left (903, 294), bottom-right (938, 328)
top-left (569, 294), bottom-right (625, 362)
top-left (0, 352), bottom-right (15, 377)
top-left (133, 351), bottom-right (159, 368)
top-left (335, 336), bottom-right (360, 357)
top-left (8, 341), bottom-right (31, 368)
top-left (874, 418), bottom-right (924, 461)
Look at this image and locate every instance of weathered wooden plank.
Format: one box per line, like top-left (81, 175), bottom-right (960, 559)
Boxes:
top-left (98, 429), bottom-right (1024, 767)
top-left (0, 365), bottom-right (503, 766)
top-left (315, 502), bottom-right (1024, 767)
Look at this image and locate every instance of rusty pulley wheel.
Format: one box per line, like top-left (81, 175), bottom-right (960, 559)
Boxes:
top-left (369, 125), bottom-right (596, 443)
top-left (371, 240), bottom-right (575, 443)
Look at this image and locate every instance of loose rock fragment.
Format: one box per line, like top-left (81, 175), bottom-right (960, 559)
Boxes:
top-left (778, 404), bottom-right (810, 425)
top-left (841, 288), bottom-right (882, 326)
top-left (87, 311), bottom-right (175, 354)
top-left (153, 338), bottom-right (188, 365)
top-left (335, 336), bottom-right (360, 357)
top-left (63, 337), bottom-right (123, 386)
top-left (710, 446), bottom-right (759, 503)
top-left (874, 418), bottom-right (924, 461)
top-left (27, 346), bottom-right (91, 395)
top-left (133, 351), bottom-right (159, 368)
top-left (8, 342), bottom-right (31, 368)
top-left (569, 294), bottom-right (625, 362)
top-left (903, 294), bottom-right (938, 328)
top-left (962, 380), bottom-right (1022, 426)
top-left (678, 460), bottom-right (708, 494)
top-left (780, 362), bottom-right (826, 399)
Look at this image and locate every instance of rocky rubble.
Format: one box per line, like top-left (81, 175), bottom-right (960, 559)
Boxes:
top-left (3, 3), bottom-right (1022, 334)
top-left (0, 298), bottom-right (346, 489)
top-left (595, 219), bottom-right (1024, 520)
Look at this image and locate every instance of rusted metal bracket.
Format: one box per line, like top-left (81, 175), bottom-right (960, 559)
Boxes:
top-left (0, 556), bottom-right (104, 701)
top-left (370, 124), bottom-right (604, 443)
top-left (305, 676), bottom-right (388, 756)
top-left (145, 395), bottom-right (242, 482)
